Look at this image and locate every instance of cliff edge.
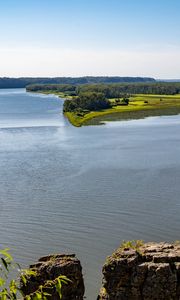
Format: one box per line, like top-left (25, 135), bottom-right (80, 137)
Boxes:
top-left (21, 253), bottom-right (85, 300)
top-left (98, 242), bottom-right (180, 300)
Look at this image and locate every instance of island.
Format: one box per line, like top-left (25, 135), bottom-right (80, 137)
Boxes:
top-left (26, 82), bottom-right (180, 127)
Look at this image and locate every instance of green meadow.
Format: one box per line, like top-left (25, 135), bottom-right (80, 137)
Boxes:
top-left (65, 94), bottom-right (180, 127)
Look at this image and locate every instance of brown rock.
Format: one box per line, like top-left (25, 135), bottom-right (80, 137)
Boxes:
top-left (98, 242), bottom-right (180, 300)
top-left (21, 253), bottom-right (85, 300)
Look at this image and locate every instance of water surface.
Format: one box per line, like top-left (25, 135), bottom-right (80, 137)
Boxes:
top-left (0, 89), bottom-right (180, 299)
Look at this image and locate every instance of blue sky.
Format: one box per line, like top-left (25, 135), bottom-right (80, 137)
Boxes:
top-left (0, 0), bottom-right (180, 78)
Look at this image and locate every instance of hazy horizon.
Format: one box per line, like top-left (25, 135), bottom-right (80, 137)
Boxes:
top-left (0, 75), bottom-right (180, 82)
top-left (0, 0), bottom-right (180, 78)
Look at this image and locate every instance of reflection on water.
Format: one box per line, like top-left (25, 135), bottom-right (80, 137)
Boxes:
top-left (0, 89), bottom-right (180, 299)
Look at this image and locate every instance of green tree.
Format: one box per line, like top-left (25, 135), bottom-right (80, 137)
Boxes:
top-left (63, 92), bottom-right (111, 112)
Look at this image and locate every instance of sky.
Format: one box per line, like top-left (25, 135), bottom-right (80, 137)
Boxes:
top-left (0, 0), bottom-right (180, 78)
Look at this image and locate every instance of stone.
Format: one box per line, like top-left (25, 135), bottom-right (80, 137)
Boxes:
top-left (98, 242), bottom-right (180, 300)
top-left (21, 253), bottom-right (85, 300)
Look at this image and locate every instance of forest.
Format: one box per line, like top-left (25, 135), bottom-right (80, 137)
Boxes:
top-left (76, 82), bottom-right (180, 96)
top-left (0, 77), bottom-right (155, 89)
top-left (27, 82), bottom-right (180, 99)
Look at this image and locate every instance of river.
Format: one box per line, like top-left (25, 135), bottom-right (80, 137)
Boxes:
top-left (0, 88), bottom-right (180, 299)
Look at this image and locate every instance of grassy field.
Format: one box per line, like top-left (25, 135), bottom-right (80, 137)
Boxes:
top-left (65, 94), bottom-right (180, 126)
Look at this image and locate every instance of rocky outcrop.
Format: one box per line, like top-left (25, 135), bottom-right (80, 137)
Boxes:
top-left (98, 242), bottom-right (180, 300)
top-left (21, 253), bottom-right (85, 300)
top-left (19, 242), bottom-right (180, 299)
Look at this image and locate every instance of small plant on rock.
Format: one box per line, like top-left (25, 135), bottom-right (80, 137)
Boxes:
top-left (0, 249), bottom-right (70, 300)
top-left (120, 240), bottom-right (144, 252)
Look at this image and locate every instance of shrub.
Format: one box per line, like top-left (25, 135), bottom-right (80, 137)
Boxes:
top-left (0, 249), bottom-right (69, 300)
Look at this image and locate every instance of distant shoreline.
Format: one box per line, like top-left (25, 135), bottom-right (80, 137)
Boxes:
top-left (26, 83), bottom-right (180, 127)
top-left (83, 106), bottom-right (180, 126)
top-left (36, 91), bottom-right (180, 127)
top-left (64, 103), bottom-right (180, 127)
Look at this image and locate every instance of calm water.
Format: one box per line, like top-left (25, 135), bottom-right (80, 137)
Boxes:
top-left (0, 89), bottom-right (180, 299)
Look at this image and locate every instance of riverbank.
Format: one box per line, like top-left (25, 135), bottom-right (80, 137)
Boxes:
top-left (27, 89), bottom-right (180, 127)
top-left (30, 90), bottom-right (73, 100)
top-left (65, 94), bottom-right (180, 126)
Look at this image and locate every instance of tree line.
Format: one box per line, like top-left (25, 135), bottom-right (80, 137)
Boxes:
top-left (26, 82), bottom-right (180, 113)
top-left (27, 82), bottom-right (180, 97)
top-left (0, 76), bottom-right (155, 89)
top-left (26, 83), bottom-right (77, 93)
top-left (77, 82), bottom-right (180, 96)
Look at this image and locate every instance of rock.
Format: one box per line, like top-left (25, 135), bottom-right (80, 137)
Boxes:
top-left (98, 242), bottom-right (180, 300)
top-left (21, 253), bottom-right (85, 300)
